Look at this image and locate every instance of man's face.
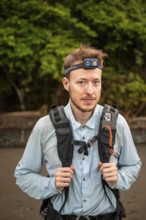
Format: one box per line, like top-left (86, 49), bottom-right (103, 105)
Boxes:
top-left (62, 68), bottom-right (102, 113)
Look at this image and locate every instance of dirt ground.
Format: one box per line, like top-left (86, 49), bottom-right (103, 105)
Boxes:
top-left (0, 144), bottom-right (145, 220)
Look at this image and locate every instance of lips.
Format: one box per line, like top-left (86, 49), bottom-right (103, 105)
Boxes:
top-left (82, 98), bottom-right (95, 105)
top-left (81, 97), bottom-right (95, 101)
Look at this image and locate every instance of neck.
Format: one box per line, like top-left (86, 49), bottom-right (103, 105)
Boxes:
top-left (70, 102), bottom-right (93, 125)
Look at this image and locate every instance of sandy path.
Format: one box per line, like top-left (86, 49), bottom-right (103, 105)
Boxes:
top-left (0, 144), bottom-right (145, 220)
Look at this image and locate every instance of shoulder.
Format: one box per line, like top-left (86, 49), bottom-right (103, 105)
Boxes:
top-left (115, 113), bottom-right (133, 142)
top-left (117, 113), bottom-right (129, 129)
top-left (32, 114), bottom-right (55, 135)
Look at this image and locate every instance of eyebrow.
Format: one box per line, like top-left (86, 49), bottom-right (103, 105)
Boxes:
top-left (76, 77), bottom-right (101, 81)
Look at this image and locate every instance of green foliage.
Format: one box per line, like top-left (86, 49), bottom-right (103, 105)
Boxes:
top-left (0, 0), bottom-right (96, 110)
top-left (101, 69), bottom-right (146, 117)
top-left (73, 0), bottom-right (146, 116)
top-left (75, 0), bottom-right (146, 70)
top-left (0, 0), bottom-right (146, 116)
top-left (0, 0), bottom-right (96, 78)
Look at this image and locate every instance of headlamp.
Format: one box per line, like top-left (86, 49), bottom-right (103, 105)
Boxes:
top-left (64, 58), bottom-right (102, 76)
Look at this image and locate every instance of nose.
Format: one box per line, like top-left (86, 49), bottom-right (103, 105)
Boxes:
top-left (85, 82), bottom-right (94, 94)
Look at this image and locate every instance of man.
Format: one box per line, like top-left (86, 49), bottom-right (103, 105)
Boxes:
top-left (14, 45), bottom-right (141, 220)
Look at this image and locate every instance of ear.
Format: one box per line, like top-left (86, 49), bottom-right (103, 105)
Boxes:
top-left (62, 77), bottom-right (70, 91)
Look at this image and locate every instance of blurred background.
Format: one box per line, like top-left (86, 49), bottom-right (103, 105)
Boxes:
top-left (0, 0), bottom-right (146, 116)
top-left (0, 0), bottom-right (146, 219)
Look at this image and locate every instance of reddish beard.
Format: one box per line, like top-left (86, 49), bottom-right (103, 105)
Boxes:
top-left (70, 96), bottom-right (96, 113)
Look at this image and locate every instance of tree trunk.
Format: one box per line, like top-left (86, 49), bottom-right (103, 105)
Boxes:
top-left (3, 66), bottom-right (26, 111)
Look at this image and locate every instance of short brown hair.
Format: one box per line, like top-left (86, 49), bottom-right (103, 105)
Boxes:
top-left (64, 45), bottom-right (107, 71)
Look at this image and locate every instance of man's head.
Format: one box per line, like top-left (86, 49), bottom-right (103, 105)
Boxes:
top-left (64, 45), bottom-right (106, 77)
top-left (62, 45), bottom-right (107, 116)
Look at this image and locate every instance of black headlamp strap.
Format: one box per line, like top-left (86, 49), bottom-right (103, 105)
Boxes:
top-left (64, 58), bottom-right (102, 76)
top-left (65, 63), bottom-right (84, 76)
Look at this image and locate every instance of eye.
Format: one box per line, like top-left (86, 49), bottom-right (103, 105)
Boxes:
top-left (93, 80), bottom-right (100, 86)
top-left (77, 81), bottom-right (85, 85)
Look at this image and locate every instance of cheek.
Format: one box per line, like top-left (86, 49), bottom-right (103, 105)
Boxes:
top-left (69, 87), bottom-right (79, 97)
top-left (95, 85), bottom-right (101, 94)
top-left (69, 83), bottom-right (82, 94)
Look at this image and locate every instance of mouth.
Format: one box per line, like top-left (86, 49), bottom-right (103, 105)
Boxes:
top-left (81, 97), bottom-right (95, 100)
top-left (81, 98), bottom-right (96, 105)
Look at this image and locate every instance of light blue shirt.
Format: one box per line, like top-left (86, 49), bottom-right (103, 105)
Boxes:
top-left (14, 103), bottom-right (141, 215)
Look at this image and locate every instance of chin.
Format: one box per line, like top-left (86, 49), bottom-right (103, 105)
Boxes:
top-left (81, 105), bottom-right (95, 112)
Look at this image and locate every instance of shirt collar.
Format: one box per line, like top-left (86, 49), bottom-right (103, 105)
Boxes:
top-left (64, 102), bottom-right (100, 130)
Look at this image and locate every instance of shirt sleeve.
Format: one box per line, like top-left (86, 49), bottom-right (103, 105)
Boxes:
top-left (14, 116), bottom-right (60, 200)
top-left (110, 114), bottom-right (142, 190)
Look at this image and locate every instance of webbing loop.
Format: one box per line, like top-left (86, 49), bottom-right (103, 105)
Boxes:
top-left (104, 125), bottom-right (116, 156)
top-left (105, 125), bottom-right (113, 147)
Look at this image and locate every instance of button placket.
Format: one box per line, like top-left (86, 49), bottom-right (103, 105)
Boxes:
top-left (82, 152), bottom-right (88, 205)
top-left (81, 125), bottom-right (86, 141)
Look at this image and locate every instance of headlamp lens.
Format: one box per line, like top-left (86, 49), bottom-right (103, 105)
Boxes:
top-left (84, 58), bottom-right (98, 68)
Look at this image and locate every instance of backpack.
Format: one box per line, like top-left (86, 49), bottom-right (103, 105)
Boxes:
top-left (40, 104), bottom-right (126, 219)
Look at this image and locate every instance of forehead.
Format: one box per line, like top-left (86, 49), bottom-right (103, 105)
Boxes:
top-left (69, 68), bottom-right (102, 80)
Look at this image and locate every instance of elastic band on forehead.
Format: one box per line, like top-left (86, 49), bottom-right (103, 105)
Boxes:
top-left (64, 58), bottom-right (102, 76)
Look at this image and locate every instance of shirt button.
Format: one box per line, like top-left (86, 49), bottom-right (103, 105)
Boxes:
top-left (82, 136), bottom-right (85, 139)
top-left (83, 199), bottom-right (86, 202)
top-left (83, 178), bottom-right (86, 181)
top-left (82, 157), bottom-right (85, 160)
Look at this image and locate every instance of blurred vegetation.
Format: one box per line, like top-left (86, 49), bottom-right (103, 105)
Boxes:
top-left (0, 0), bottom-right (146, 118)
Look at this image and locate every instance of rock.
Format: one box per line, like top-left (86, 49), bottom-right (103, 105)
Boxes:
top-left (0, 112), bottom-right (146, 148)
top-left (128, 117), bottom-right (146, 144)
top-left (0, 111), bottom-right (44, 148)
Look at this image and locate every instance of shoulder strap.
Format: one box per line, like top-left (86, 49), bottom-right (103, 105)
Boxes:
top-left (98, 104), bottom-right (118, 163)
top-left (49, 105), bottom-right (73, 167)
top-left (49, 105), bottom-right (73, 214)
top-left (40, 105), bottom-right (73, 217)
top-left (98, 104), bottom-right (126, 218)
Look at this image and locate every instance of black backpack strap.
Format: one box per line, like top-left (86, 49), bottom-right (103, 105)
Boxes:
top-left (98, 104), bottom-right (126, 218)
top-left (101, 179), bottom-right (126, 218)
top-left (49, 105), bottom-right (73, 214)
top-left (49, 105), bottom-right (73, 167)
top-left (40, 105), bottom-right (73, 218)
top-left (98, 104), bottom-right (118, 163)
